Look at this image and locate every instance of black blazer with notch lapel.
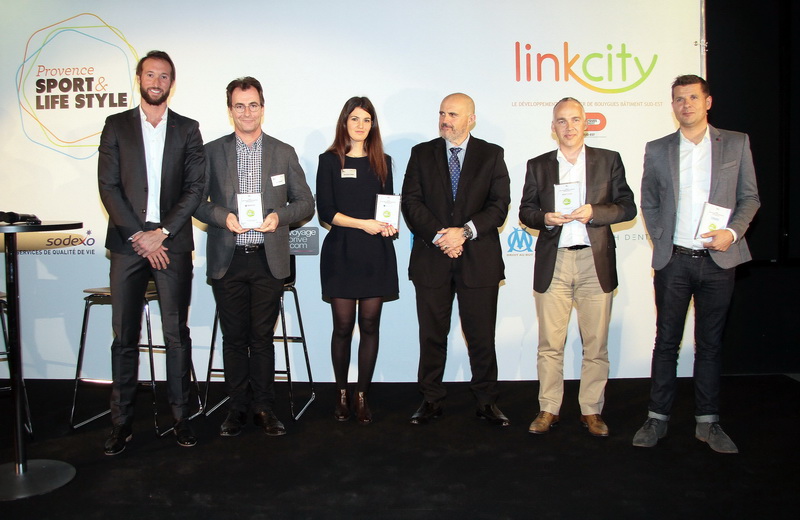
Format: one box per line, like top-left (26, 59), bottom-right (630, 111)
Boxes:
top-left (98, 107), bottom-right (205, 253)
top-left (519, 145), bottom-right (636, 294)
top-left (401, 135), bottom-right (511, 288)
top-left (194, 132), bottom-right (315, 280)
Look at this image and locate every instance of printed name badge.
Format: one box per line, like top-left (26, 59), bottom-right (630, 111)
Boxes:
top-left (271, 174), bottom-right (286, 187)
top-left (341, 168), bottom-right (357, 179)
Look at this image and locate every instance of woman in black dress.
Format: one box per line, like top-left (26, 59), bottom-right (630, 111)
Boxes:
top-left (316, 97), bottom-right (399, 424)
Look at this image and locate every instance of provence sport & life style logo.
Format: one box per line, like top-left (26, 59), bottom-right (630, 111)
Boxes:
top-left (16, 13), bottom-right (139, 160)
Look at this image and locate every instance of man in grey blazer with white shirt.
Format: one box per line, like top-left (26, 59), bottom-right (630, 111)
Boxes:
top-left (99, 50), bottom-right (205, 455)
top-left (195, 77), bottom-right (314, 437)
top-left (633, 75), bottom-right (760, 453)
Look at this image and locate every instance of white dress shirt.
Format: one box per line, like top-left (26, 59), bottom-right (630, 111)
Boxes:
top-left (140, 105), bottom-right (168, 224)
top-left (674, 127), bottom-right (712, 250)
top-left (556, 146), bottom-right (591, 248)
top-left (443, 135), bottom-right (477, 240)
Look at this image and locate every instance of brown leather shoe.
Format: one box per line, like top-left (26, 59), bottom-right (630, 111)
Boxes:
top-left (334, 388), bottom-right (350, 422)
top-left (355, 392), bottom-right (372, 425)
top-left (528, 411), bottom-right (559, 434)
top-left (581, 414), bottom-right (609, 437)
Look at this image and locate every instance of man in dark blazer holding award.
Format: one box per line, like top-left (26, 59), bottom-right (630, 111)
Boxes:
top-left (402, 93), bottom-right (511, 426)
top-left (98, 50), bottom-right (205, 455)
top-left (633, 75), bottom-right (759, 453)
top-left (519, 97), bottom-right (636, 437)
top-left (194, 77), bottom-right (313, 437)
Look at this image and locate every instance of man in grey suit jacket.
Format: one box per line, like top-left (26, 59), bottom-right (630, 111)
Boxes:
top-left (519, 97), bottom-right (636, 437)
top-left (633, 75), bottom-right (760, 453)
top-left (98, 50), bottom-right (205, 455)
top-left (194, 77), bottom-right (313, 437)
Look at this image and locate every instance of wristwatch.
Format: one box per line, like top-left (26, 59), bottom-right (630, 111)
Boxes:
top-left (462, 225), bottom-right (473, 240)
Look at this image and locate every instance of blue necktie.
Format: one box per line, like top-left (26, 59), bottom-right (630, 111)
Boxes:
top-left (448, 147), bottom-right (462, 200)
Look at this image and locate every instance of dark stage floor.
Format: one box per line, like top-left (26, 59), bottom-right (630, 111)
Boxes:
top-left (1, 376), bottom-right (797, 519)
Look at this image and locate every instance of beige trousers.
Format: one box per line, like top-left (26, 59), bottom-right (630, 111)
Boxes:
top-left (534, 248), bottom-right (612, 416)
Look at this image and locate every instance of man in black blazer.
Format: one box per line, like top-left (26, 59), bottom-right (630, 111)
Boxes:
top-left (401, 93), bottom-right (511, 426)
top-left (519, 97), bottom-right (636, 437)
top-left (98, 51), bottom-right (205, 455)
top-left (194, 77), bottom-right (314, 437)
top-left (633, 75), bottom-right (759, 453)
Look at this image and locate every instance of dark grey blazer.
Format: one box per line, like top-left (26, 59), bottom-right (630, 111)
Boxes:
top-left (519, 145), bottom-right (636, 293)
top-left (194, 132), bottom-right (314, 280)
top-left (641, 125), bottom-right (760, 270)
top-left (98, 107), bottom-right (205, 254)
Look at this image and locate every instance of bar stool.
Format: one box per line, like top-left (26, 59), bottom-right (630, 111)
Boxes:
top-left (204, 256), bottom-right (315, 420)
top-left (1, 291), bottom-right (33, 436)
top-left (69, 282), bottom-right (203, 436)
top-left (0, 292), bottom-right (6, 345)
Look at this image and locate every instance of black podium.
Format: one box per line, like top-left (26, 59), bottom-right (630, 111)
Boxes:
top-left (0, 221), bottom-right (82, 500)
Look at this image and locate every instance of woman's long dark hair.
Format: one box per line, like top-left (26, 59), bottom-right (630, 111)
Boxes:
top-left (327, 96), bottom-right (387, 185)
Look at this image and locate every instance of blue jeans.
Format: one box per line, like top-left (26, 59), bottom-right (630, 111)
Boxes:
top-left (648, 252), bottom-right (735, 420)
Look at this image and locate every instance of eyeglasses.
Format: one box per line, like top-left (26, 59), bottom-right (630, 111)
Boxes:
top-left (232, 103), bottom-right (263, 114)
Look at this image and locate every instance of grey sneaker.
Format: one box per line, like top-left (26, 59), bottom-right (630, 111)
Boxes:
top-left (696, 422), bottom-right (738, 454)
top-left (632, 417), bottom-right (668, 448)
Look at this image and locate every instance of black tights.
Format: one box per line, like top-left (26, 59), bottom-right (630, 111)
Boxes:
top-left (330, 297), bottom-right (383, 394)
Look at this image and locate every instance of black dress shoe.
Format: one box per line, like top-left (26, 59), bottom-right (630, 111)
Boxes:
top-left (254, 410), bottom-right (286, 436)
top-left (104, 422), bottom-right (133, 456)
top-left (476, 404), bottom-right (510, 426)
top-left (410, 400), bottom-right (442, 425)
top-left (220, 410), bottom-right (247, 437)
top-left (174, 419), bottom-right (197, 447)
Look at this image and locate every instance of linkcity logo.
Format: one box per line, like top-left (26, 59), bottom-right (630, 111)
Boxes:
top-left (16, 13), bottom-right (138, 160)
top-left (514, 42), bottom-right (658, 93)
top-left (507, 227), bottom-right (534, 254)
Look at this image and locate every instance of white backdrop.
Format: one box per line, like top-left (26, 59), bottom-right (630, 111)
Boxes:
top-left (1, 0), bottom-right (704, 383)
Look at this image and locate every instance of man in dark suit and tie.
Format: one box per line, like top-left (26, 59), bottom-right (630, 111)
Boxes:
top-left (633, 75), bottom-right (760, 453)
top-left (401, 93), bottom-right (511, 426)
top-left (519, 97), bottom-right (636, 437)
top-left (98, 50), bottom-right (205, 455)
top-left (194, 77), bottom-right (313, 437)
